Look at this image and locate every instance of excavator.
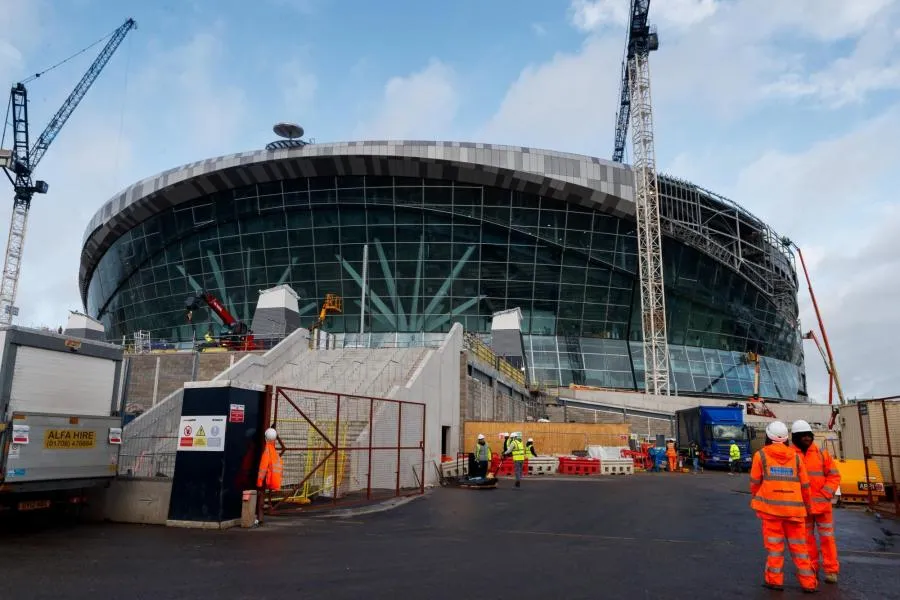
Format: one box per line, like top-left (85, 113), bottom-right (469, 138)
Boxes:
top-left (185, 290), bottom-right (259, 351)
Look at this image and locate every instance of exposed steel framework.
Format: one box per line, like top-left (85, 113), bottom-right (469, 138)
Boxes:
top-left (614, 0), bottom-right (669, 395)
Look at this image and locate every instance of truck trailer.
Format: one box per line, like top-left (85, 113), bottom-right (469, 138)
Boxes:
top-left (676, 406), bottom-right (752, 470)
top-left (0, 326), bottom-right (124, 513)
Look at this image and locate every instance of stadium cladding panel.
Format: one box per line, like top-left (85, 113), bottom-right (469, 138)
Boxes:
top-left (80, 141), bottom-right (806, 401)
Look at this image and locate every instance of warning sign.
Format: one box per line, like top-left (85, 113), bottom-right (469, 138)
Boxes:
top-left (44, 429), bottom-right (96, 450)
top-left (177, 416), bottom-right (226, 452)
top-left (229, 404), bottom-right (245, 423)
top-left (12, 424), bottom-right (29, 444)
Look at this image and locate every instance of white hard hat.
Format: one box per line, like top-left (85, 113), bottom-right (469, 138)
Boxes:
top-left (528, 438), bottom-right (534, 442)
top-left (500, 432), bottom-right (509, 437)
top-left (791, 419), bottom-right (813, 434)
top-left (765, 421), bottom-right (789, 443)
top-left (477, 433), bottom-right (485, 440)
top-left (264, 428), bottom-right (278, 441)
top-left (513, 431), bottom-right (522, 438)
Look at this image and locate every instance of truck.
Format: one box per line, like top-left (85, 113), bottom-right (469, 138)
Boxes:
top-left (676, 405), bottom-right (752, 470)
top-left (0, 325), bottom-right (124, 513)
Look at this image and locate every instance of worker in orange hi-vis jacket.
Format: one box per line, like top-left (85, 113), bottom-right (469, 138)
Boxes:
top-left (665, 439), bottom-right (678, 472)
top-left (256, 427), bottom-right (283, 525)
top-left (749, 421), bottom-right (818, 593)
top-left (792, 419), bottom-right (841, 584)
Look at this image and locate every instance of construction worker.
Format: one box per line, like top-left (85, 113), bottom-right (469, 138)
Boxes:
top-left (689, 440), bottom-right (702, 474)
top-left (256, 427), bottom-right (283, 525)
top-left (666, 439), bottom-right (677, 472)
top-left (729, 439), bottom-right (741, 475)
top-left (500, 432), bottom-right (511, 455)
top-left (792, 419), bottom-right (841, 584)
top-left (504, 432), bottom-right (526, 488)
top-left (473, 433), bottom-right (491, 478)
top-left (526, 437), bottom-right (538, 457)
top-left (750, 421), bottom-right (818, 593)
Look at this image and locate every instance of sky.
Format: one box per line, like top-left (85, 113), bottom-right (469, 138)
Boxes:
top-left (0, 0), bottom-right (898, 402)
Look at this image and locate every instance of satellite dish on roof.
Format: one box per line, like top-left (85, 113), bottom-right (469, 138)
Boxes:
top-left (273, 122), bottom-right (304, 140)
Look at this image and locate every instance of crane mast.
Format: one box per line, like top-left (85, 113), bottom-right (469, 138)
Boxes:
top-left (0, 18), bottom-right (136, 324)
top-left (612, 1), bottom-right (670, 396)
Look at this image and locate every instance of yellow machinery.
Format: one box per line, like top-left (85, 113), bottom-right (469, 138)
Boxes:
top-left (832, 458), bottom-right (886, 504)
top-left (310, 293), bottom-right (342, 331)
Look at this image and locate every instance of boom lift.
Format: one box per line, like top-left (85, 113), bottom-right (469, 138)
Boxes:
top-left (185, 290), bottom-right (259, 351)
top-left (612, 1), bottom-right (670, 396)
top-left (744, 352), bottom-right (778, 419)
top-left (309, 293), bottom-right (343, 332)
top-left (0, 18), bottom-right (136, 324)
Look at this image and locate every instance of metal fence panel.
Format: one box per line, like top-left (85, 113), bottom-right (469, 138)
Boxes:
top-left (858, 398), bottom-right (900, 517)
top-left (269, 387), bottom-right (425, 513)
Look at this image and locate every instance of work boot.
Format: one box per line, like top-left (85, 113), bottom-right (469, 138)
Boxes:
top-left (762, 582), bottom-right (784, 591)
top-left (515, 481), bottom-right (520, 488)
top-left (801, 587), bottom-right (818, 594)
top-left (824, 573), bottom-right (838, 584)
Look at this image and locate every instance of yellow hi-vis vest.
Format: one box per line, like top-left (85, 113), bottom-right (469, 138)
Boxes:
top-left (474, 443), bottom-right (491, 462)
top-left (730, 443), bottom-right (741, 461)
top-left (510, 439), bottom-right (525, 462)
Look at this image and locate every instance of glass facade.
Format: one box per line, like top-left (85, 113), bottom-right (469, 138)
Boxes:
top-left (85, 174), bottom-right (804, 399)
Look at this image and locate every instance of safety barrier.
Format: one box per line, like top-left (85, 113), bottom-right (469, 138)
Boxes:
top-left (558, 456), bottom-right (600, 476)
top-left (600, 459), bottom-right (634, 475)
top-left (857, 397), bottom-right (900, 517)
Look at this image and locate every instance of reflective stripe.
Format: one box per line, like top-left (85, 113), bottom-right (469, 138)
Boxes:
top-left (801, 482), bottom-right (810, 488)
top-left (807, 470), bottom-right (825, 476)
top-left (798, 569), bottom-right (816, 576)
top-left (822, 486), bottom-right (834, 495)
top-left (813, 497), bottom-right (831, 503)
top-left (794, 553), bottom-right (810, 560)
top-left (754, 496), bottom-right (806, 508)
top-left (788, 538), bottom-right (806, 545)
top-left (750, 478), bottom-right (762, 485)
top-left (766, 567), bottom-right (783, 574)
top-left (767, 550), bottom-right (784, 557)
top-left (767, 474), bottom-right (801, 483)
top-left (766, 536), bottom-right (784, 544)
top-left (820, 531), bottom-right (834, 537)
top-left (828, 469), bottom-right (840, 475)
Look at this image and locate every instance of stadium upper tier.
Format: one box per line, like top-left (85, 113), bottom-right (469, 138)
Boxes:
top-left (79, 141), bottom-right (805, 400)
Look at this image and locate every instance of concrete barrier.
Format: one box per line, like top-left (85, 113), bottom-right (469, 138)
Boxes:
top-left (86, 478), bottom-right (173, 525)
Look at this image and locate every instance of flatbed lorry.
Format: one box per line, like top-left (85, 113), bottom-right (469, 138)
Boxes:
top-left (0, 325), bottom-right (124, 513)
top-left (676, 405), bottom-right (752, 470)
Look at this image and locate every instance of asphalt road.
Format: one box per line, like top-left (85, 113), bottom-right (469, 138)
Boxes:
top-left (3, 472), bottom-right (899, 600)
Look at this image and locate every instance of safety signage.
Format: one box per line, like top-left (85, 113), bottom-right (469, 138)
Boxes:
top-left (229, 404), bottom-right (245, 424)
top-left (12, 424), bottom-right (29, 444)
top-left (178, 416), bottom-right (226, 452)
top-left (8, 444), bottom-right (20, 459)
top-left (44, 429), bottom-right (96, 450)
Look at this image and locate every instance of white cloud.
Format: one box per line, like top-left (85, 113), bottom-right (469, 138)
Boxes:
top-left (278, 58), bottom-right (318, 116)
top-left (569, 0), bottom-right (717, 31)
top-left (730, 108), bottom-right (900, 400)
top-left (354, 59), bottom-right (459, 140)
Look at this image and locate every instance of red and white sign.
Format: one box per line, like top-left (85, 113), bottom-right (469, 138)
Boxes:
top-left (229, 404), bottom-right (245, 424)
top-left (108, 427), bottom-right (123, 445)
top-left (12, 424), bottom-right (29, 444)
top-left (177, 416), bottom-right (226, 452)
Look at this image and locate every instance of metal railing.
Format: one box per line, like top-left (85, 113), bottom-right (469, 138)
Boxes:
top-left (463, 332), bottom-right (527, 387)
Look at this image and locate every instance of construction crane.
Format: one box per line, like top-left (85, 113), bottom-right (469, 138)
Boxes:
top-left (185, 290), bottom-right (260, 351)
top-left (611, 1), bottom-right (669, 396)
top-left (0, 18), bottom-right (136, 325)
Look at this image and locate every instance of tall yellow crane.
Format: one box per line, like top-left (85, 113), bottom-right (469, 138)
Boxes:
top-left (612, 1), bottom-right (669, 396)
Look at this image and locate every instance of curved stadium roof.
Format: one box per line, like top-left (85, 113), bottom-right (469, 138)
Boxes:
top-left (79, 140), bottom-right (790, 310)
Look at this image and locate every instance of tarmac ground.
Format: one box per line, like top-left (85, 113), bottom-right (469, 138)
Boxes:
top-left (2, 471), bottom-right (899, 600)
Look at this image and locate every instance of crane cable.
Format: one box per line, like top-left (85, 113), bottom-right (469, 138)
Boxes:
top-left (21, 27), bottom-right (117, 85)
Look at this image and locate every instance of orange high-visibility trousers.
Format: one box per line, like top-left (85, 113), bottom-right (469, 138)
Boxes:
top-left (807, 510), bottom-right (839, 575)
top-left (667, 456), bottom-right (677, 472)
top-left (761, 517), bottom-right (818, 591)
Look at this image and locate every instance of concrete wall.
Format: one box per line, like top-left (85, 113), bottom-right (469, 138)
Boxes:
top-left (462, 375), bottom-right (526, 422)
top-left (546, 405), bottom-right (674, 438)
top-left (87, 478), bottom-right (173, 525)
top-left (388, 323), bottom-right (463, 486)
top-left (561, 388), bottom-right (833, 428)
